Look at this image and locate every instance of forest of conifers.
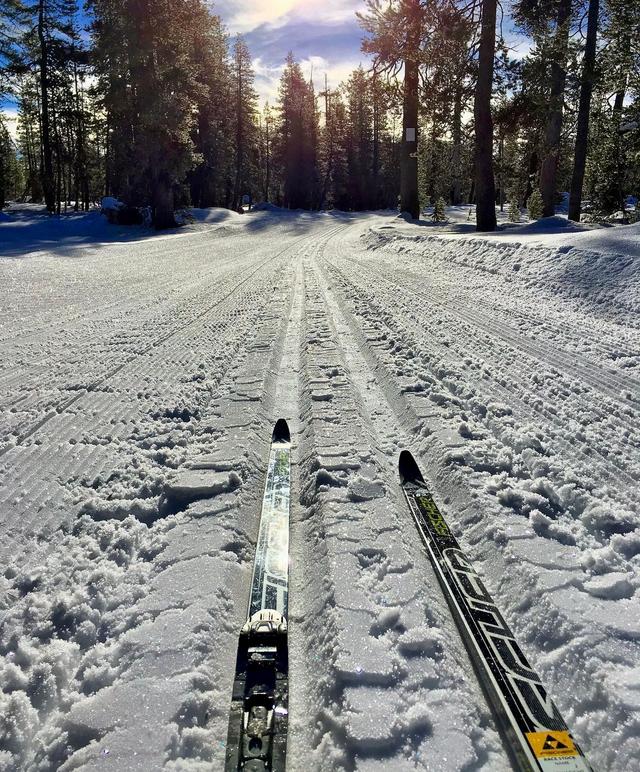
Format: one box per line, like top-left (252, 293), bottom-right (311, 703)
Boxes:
top-left (0, 0), bottom-right (638, 230)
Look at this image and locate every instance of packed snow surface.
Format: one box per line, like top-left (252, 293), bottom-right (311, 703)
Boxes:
top-left (0, 206), bottom-right (638, 771)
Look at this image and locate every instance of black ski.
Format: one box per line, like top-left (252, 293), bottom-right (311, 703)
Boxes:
top-left (399, 450), bottom-right (592, 772)
top-left (225, 420), bottom-right (291, 772)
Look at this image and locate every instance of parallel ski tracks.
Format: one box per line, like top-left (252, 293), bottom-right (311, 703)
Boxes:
top-left (0, 223), bottom-right (348, 594)
top-left (348, 255), bottom-right (639, 409)
top-left (0, 232), bottom-right (316, 457)
top-left (287, 247), bottom-right (509, 769)
top-left (321, 253), bottom-right (639, 493)
top-left (307, 228), bottom-right (624, 768)
top-left (0, 235), bottom-right (262, 350)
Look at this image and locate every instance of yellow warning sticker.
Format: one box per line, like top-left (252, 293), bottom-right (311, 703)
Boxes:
top-left (526, 731), bottom-right (579, 759)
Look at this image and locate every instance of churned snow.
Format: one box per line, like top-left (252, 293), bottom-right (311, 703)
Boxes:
top-left (0, 205), bottom-right (638, 771)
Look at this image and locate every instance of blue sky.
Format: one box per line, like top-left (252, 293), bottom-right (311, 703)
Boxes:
top-left (219, 0), bottom-right (372, 103)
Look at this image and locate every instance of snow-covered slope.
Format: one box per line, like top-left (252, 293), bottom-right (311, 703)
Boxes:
top-left (0, 209), bottom-right (638, 771)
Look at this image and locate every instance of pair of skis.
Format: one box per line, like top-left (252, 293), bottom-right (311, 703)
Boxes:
top-left (224, 423), bottom-right (592, 772)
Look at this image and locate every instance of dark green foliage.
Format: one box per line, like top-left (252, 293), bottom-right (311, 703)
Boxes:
top-left (527, 189), bottom-right (543, 219)
top-left (0, 115), bottom-right (22, 207)
top-left (432, 196), bottom-right (446, 221)
top-left (1, 0), bottom-right (638, 225)
top-left (274, 53), bottom-right (320, 209)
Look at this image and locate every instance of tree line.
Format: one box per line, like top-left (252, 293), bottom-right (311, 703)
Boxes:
top-left (1, 0), bottom-right (638, 230)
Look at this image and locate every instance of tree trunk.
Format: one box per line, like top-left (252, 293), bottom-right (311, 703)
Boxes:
top-left (539, 0), bottom-right (571, 217)
top-left (400, 0), bottom-right (420, 219)
top-left (38, 0), bottom-right (56, 213)
top-left (498, 135), bottom-right (504, 212)
top-left (152, 173), bottom-right (176, 229)
top-left (474, 0), bottom-right (497, 231)
top-left (233, 61), bottom-right (243, 211)
top-left (264, 117), bottom-right (271, 202)
top-left (372, 71), bottom-right (380, 207)
top-left (0, 149), bottom-right (5, 210)
top-left (611, 26), bottom-right (630, 218)
top-left (612, 85), bottom-right (627, 217)
top-left (451, 85), bottom-right (462, 204)
top-left (568, 0), bottom-right (599, 221)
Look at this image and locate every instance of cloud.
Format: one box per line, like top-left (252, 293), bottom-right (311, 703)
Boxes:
top-left (1, 105), bottom-right (19, 141)
top-left (219, 0), bottom-right (360, 34)
top-left (214, 1), bottom-right (369, 104)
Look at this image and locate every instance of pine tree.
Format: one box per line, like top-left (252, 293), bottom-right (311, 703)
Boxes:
top-left (538, 0), bottom-right (572, 217)
top-left (527, 188), bottom-right (543, 219)
top-left (359, 0), bottom-right (427, 219)
top-left (231, 36), bottom-right (257, 211)
top-left (344, 67), bottom-right (374, 209)
top-left (568, 0), bottom-right (600, 221)
top-left (275, 52), bottom-right (320, 209)
top-left (432, 195), bottom-right (446, 221)
top-left (189, 10), bottom-right (233, 208)
top-left (90, 0), bottom-right (211, 226)
top-left (0, 114), bottom-right (22, 207)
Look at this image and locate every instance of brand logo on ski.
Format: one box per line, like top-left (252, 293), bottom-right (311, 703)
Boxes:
top-left (527, 731), bottom-right (579, 759)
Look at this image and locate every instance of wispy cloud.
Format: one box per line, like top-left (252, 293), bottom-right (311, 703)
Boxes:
top-left (1, 106), bottom-right (19, 141)
top-left (219, 0), bottom-right (359, 34)
top-left (216, 0), bottom-right (369, 104)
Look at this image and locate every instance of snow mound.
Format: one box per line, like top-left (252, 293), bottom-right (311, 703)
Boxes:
top-left (505, 214), bottom-right (590, 235)
top-left (188, 207), bottom-right (243, 224)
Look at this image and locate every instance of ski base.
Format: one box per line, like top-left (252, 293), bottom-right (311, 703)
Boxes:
top-left (399, 450), bottom-right (592, 772)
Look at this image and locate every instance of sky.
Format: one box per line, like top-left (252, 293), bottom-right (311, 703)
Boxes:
top-left (217, 0), bottom-right (372, 104)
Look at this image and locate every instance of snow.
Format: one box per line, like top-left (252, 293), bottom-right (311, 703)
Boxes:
top-left (0, 205), bottom-right (638, 770)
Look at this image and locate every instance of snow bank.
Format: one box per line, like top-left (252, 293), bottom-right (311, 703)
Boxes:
top-left (364, 221), bottom-right (640, 320)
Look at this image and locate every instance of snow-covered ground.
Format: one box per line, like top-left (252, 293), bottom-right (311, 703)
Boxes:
top-left (0, 205), bottom-right (638, 771)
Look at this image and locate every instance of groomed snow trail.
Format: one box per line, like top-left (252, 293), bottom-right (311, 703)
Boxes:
top-left (0, 210), bottom-right (638, 771)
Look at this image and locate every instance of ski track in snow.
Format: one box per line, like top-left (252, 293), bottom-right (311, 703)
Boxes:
top-left (0, 210), bottom-right (638, 771)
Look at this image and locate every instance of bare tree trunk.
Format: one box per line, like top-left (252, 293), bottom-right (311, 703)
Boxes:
top-left (610, 25), bottom-right (630, 218)
top-left (612, 85), bottom-right (628, 218)
top-left (474, 0), bottom-right (497, 231)
top-left (539, 0), bottom-right (571, 217)
top-left (152, 172), bottom-right (176, 229)
top-left (372, 70), bottom-right (380, 207)
top-left (568, 0), bottom-right (599, 221)
top-left (233, 58), bottom-right (243, 211)
top-left (264, 116), bottom-right (271, 202)
top-left (400, 0), bottom-right (420, 219)
top-left (38, 0), bottom-right (56, 213)
top-left (451, 85), bottom-right (462, 204)
top-left (319, 75), bottom-right (334, 210)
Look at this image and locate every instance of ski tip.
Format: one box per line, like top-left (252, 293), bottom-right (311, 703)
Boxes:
top-left (273, 419), bottom-right (291, 443)
top-left (399, 450), bottom-right (424, 484)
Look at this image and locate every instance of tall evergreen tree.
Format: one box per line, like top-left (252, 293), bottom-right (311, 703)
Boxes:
top-left (275, 52), bottom-right (320, 209)
top-left (359, 0), bottom-right (428, 219)
top-left (568, 0), bottom-right (600, 221)
top-left (231, 35), bottom-right (257, 210)
top-left (90, 0), bottom-right (209, 226)
top-left (474, 0), bottom-right (498, 230)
